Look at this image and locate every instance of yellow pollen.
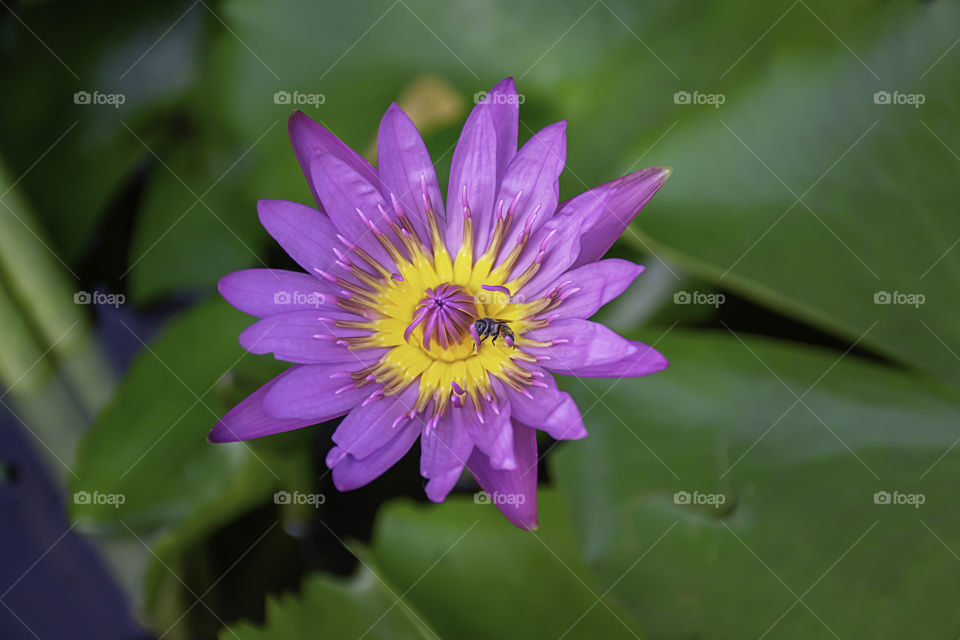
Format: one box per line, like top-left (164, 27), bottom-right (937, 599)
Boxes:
top-left (343, 212), bottom-right (538, 417)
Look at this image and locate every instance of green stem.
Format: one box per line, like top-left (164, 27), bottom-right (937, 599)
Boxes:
top-left (0, 157), bottom-right (115, 417)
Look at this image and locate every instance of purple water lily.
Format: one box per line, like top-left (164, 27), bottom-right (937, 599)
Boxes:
top-left (211, 78), bottom-right (670, 529)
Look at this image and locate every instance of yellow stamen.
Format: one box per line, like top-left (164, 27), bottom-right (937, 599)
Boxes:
top-left (337, 198), bottom-right (550, 417)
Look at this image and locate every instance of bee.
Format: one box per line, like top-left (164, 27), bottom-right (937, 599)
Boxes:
top-left (471, 317), bottom-right (515, 349)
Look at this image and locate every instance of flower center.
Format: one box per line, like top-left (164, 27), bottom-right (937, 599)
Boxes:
top-left (317, 181), bottom-right (563, 422)
top-left (404, 283), bottom-right (477, 350)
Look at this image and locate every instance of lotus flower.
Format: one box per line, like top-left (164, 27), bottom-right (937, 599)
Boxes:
top-left (211, 78), bottom-right (670, 529)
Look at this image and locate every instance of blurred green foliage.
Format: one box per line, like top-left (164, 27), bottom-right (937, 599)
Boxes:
top-left (556, 330), bottom-right (960, 638)
top-left (231, 493), bottom-right (643, 640)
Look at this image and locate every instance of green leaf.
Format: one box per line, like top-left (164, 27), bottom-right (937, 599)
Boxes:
top-left (227, 562), bottom-right (436, 640)
top-left (625, 0), bottom-right (960, 384)
top-left (128, 135), bottom-right (268, 303)
top-left (227, 493), bottom-right (645, 639)
top-left (553, 330), bottom-right (960, 639)
top-left (0, 2), bottom-right (206, 258)
top-left (70, 298), bottom-right (279, 533)
top-left (369, 493), bottom-right (645, 640)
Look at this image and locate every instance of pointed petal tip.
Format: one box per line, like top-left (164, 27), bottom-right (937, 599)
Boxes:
top-left (208, 423), bottom-right (237, 443)
top-left (216, 269), bottom-right (230, 286)
top-left (287, 109), bottom-right (312, 135)
top-left (380, 102), bottom-right (409, 128)
top-left (216, 272), bottom-right (234, 300)
top-left (524, 120), bottom-right (567, 140)
top-left (637, 166), bottom-right (672, 191)
top-left (208, 418), bottom-right (300, 444)
top-left (624, 165), bottom-right (672, 187)
top-left (509, 514), bottom-right (539, 531)
top-left (331, 470), bottom-right (352, 492)
top-left (485, 76), bottom-right (517, 98)
top-left (626, 341), bottom-right (670, 376)
top-left (558, 426), bottom-right (589, 441)
top-left (254, 198), bottom-right (277, 225)
top-left (656, 354), bottom-right (670, 372)
top-left (640, 348), bottom-right (670, 376)
top-left (654, 167), bottom-right (673, 190)
top-left (489, 492), bottom-right (539, 530)
top-left (423, 480), bottom-right (448, 504)
top-left (629, 165), bottom-right (672, 186)
top-left (326, 446), bottom-right (347, 469)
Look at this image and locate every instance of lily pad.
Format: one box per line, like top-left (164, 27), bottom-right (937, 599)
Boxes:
top-left (553, 329), bottom-right (960, 639)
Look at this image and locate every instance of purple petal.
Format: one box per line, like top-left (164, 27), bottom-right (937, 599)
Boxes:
top-left (239, 309), bottom-right (386, 365)
top-left (457, 398), bottom-right (516, 471)
top-left (549, 259), bottom-right (645, 319)
top-left (309, 152), bottom-right (398, 270)
top-left (496, 121), bottom-right (566, 262)
top-left (257, 199), bottom-right (340, 275)
top-left (499, 372), bottom-right (586, 441)
top-left (510, 215), bottom-right (583, 299)
top-left (467, 422), bottom-right (539, 530)
top-left (376, 103), bottom-right (441, 248)
top-left (331, 419), bottom-right (422, 491)
top-left (262, 364), bottom-right (373, 420)
top-left (425, 466), bottom-right (464, 503)
top-left (480, 77), bottom-right (520, 185)
top-left (446, 106), bottom-right (497, 257)
top-left (329, 385), bottom-right (418, 463)
top-left (218, 269), bottom-right (333, 318)
top-left (563, 346), bottom-right (668, 378)
top-left (525, 318), bottom-right (668, 378)
top-left (421, 411), bottom-right (473, 480)
top-left (209, 375), bottom-right (320, 442)
top-left (562, 167), bottom-right (671, 268)
top-left (289, 111), bottom-right (378, 210)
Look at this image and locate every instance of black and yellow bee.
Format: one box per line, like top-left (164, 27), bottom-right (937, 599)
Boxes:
top-left (471, 317), bottom-right (515, 348)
